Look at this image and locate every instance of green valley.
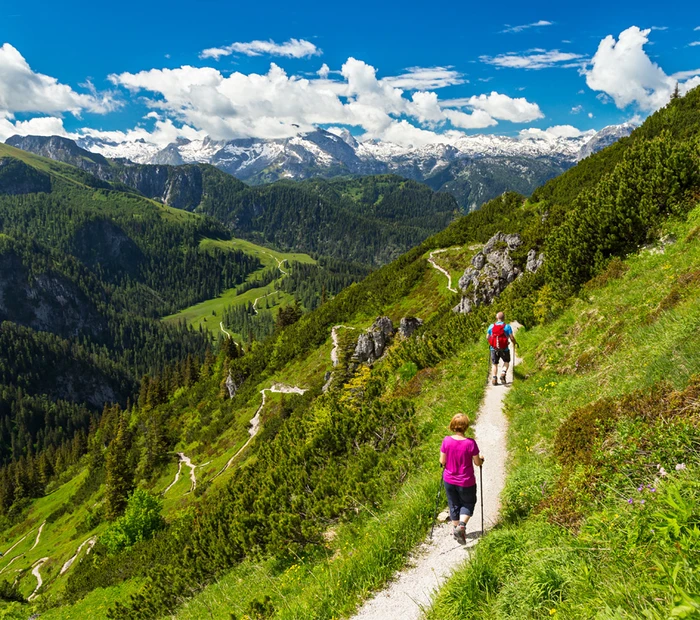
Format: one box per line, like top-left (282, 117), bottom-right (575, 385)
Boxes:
top-left (164, 238), bottom-right (316, 337)
top-left (0, 85), bottom-right (698, 620)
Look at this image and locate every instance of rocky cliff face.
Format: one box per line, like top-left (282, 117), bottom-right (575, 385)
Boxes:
top-left (0, 250), bottom-right (107, 340)
top-left (453, 232), bottom-right (544, 314)
top-left (6, 135), bottom-right (206, 211)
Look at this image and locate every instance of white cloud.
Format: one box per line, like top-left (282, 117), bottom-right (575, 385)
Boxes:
top-left (689, 41), bottom-right (700, 47)
top-left (456, 92), bottom-right (544, 122)
top-left (382, 66), bottom-right (466, 90)
top-left (108, 57), bottom-right (544, 147)
top-left (672, 68), bottom-right (700, 80)
top-left (519, 124), bottom-right (587, 140)
top-left (317, 63), bottom-right (330, 79)
top-left (443, 108), bottom-right (497, 129)
top-left (0, 43), bottom-right (117, 116)
top-left (571, 105), bottom-right (583, 114)
top-left (650, 26), bottom-right (668, 31)
top-left (584, 26), bottom-right (682, 111)
top-left (200, 38), bottom-right (321, 60)
top-left (588, 112), bottom-right (594, 118)
top-left (481, 49), bottom-right (586, 70)
top-left (501, 20), bottom-right (553, 34)
top-left (680, 76), bottom-right (700, 94)
top-left (0, 115), bottom-right (69, 141)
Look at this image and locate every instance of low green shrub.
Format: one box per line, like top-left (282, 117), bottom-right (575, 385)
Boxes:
top-left (99, 489), bottom-right (164, 554)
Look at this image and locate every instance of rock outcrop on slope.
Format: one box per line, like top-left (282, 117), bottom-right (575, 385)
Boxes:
top-left (453, 232), bottom-right (544, 314)
top-left (354, 316), bottom-right (395, 364)
top-left (398, 317), bottom-right (423, 338)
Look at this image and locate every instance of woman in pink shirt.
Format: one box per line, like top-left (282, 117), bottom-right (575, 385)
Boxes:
top-left (439, 413), bottom-right (484, 544)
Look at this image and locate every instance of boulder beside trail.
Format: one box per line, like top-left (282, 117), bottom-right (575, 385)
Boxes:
top-left (453, 232), bottom-right (542, 314)
top-left (354, 316), bottom-right (395, 364)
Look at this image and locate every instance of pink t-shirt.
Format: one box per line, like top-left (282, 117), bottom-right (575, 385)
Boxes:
top-left (441, 436), bottom-right (479, 487)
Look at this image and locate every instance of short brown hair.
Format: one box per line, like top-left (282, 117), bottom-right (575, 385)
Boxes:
top-left (449, 413), bottom-right (470, 433)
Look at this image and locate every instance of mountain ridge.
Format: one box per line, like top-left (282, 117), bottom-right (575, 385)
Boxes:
top-left (7, 123), bottom-right (635, 210)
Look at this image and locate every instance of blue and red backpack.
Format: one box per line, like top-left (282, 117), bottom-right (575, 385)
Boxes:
top-left (488, 323), bottom-right (509, 351)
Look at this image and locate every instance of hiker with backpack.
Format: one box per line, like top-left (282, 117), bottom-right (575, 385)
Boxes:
top-left (440, 413), bottom-right (484, 544)
top-left (487, 311), bottom-right (517, 386)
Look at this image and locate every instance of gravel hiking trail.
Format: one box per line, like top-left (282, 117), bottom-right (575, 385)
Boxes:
top-left (60, 536), bottom-right (97, 575)
top-left (28, 557), bottom-right (49, 600)
top-left (263, 252), bottom-right (289, 275)
top-left (351, 324), bottom-right (521, 620)
top-left (331, 325), bottom-right (356, 366)
top-left (211, 383), bottom-right (307, 480)
top-left (30, 521), bottom-right (46, 550)
top-left (428, 249), bottom-right (458, 294)
top-left (220, 322), bottom-right (232, 339)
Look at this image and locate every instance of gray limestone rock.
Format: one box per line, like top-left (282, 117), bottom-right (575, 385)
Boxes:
top-left (225, 372), bottom-right (237, 399)
top-left (453, 231), bottom-right (532, 314)
top-left (353, 316), bottom-right (395, 363)
top-left (526, 249), bottom-right (545, 273)
top-left (471, 252), bottom-right (486, 270)
top-left (398, 317), bottom-right (423, 338)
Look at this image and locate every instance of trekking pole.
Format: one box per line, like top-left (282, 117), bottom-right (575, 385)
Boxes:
top-left (430, 468), bottom-right (443, 540)
top-left (480, 463), bottom-right (484, 537)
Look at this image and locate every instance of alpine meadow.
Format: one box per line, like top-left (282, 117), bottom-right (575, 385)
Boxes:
top-left (1, 7), bottom-right (700, 620)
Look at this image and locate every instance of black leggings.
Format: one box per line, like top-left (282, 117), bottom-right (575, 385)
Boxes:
top-left (444, 481), bottom-right (477, 521)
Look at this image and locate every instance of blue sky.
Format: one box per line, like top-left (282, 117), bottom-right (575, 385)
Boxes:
top-left (1, 0), bottom-right (699, 147)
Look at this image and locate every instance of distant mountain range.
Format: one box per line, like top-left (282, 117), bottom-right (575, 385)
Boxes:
top-left (7, 124), bottom-right (634, 210)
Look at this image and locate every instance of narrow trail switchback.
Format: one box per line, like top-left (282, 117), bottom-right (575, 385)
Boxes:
top-left (220, 322), bottom-right (232, 339)
top-left (212, 383), bottom-right (307, 480)
top-left (351, 324), bottom-right (521, 620)
top-left (60, 536), bottom-right (96, 575)
top-left (28, 557), bottom-right (49, 600)
top-left (428, 249), bottom-right (458, 294)
top-left (30, 521), bottom-right (46, 551)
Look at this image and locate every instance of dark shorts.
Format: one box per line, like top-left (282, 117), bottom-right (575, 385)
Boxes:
top-left (443, 481), bottom-right (477, 521)
top-left (490, 348), bottom-right (511, 365)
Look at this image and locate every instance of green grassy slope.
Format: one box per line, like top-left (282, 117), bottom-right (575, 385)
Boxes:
top-left (427, 204), bottom-right (700, 619)
top-left (165, 238), bottom-right (316, 334)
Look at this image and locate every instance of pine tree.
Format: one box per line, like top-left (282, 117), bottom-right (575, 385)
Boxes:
top-left (104, 414), bottom-right (134, 520)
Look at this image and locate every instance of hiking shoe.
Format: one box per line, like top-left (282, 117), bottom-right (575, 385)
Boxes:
top-left (491, 376), bottom-right (498, 386)
top-left (453, 523), bottom-right (466, 545)
top-left (500, 373), bottom-right (507, 384)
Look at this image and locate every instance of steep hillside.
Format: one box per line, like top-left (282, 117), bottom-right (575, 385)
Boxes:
top-left (0, 89), bottom-right (696, 620)
top-left (5, 137), bottom-right (461, 265)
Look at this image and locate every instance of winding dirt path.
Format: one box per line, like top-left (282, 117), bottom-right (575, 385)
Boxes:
top-left (1, 534), bottom-right (27, 557)
top-left (351, 325), bottom-right (521, 620)
top-left (220, 322), bottom-right (232, 339)
top-left (263, 252), bottom-right (289, 276)
top-left (28, 557), bottom-right (49, 600)
top-left (428, 249), bottom-right (458, 294)
top-left (30, 521), bottom-right (46, 551)
top-left (179, 453), bottom-right (198, 493)
top-left (330, 325), bottom-right (356, 367)
top-left (60, 536), bottom-right (96, 575)
top-left (163, 458), bottom-right (183, 494)
top-left (0, 554), bottom-right (23, 574)
top-left (252, 290), bottom-right (277, 315)
top-left (212, 383), bottom-right (307, 480)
